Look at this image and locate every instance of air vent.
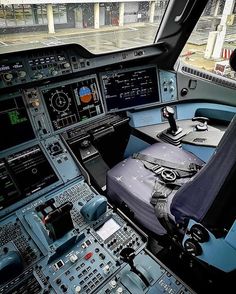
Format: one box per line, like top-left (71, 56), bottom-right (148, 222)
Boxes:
top-left (181, 66), bottom-right (236, 90)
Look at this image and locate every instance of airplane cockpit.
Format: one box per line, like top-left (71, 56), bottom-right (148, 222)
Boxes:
top-left (1, 0), bottom-right (236, 293)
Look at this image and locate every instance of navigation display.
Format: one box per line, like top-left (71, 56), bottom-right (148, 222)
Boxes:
top-left (42, 76), bottom-right (104, 130)
top-left (0, 96), bottom-right (35, 151)
top-left (100, 66), bottom-right (160, 112)
top-left (0, 146), bottom-right (59, 210)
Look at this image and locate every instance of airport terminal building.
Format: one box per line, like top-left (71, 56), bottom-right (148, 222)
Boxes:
top-left (0, 0), bottom-right (232, 34)
top-left (0, 0), bottom-right (168, 33)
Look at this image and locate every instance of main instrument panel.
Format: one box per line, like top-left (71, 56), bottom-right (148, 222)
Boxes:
top-left (0, 44), bottom-right (190, 294)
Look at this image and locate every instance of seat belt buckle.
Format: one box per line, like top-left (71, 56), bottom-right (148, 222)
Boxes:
top-left (161, 169), bottom-right (177, 182)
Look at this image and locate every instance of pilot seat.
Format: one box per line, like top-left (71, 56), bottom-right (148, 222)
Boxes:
top-left (107, 141), bottom-right (204, 235)
top-left (107, 115), bottom-right (236, 272)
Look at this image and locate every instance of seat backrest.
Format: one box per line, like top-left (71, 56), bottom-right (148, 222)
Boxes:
top-left (171, 114), bottom-right (236, 233)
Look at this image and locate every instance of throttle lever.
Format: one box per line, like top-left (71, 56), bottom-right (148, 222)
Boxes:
top-left (120, 248), bottom-right (150, 287)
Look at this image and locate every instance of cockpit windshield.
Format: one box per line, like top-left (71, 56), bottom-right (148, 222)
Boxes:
top-left (0, 1), bottom-right (169, 54)
top-left (1, 0), bottom-right (236, 81)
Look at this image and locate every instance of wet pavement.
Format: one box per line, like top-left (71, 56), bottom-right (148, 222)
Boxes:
top-left (0, 23), bottom-right (159, 54)
top-left (1, 20), bottom-right (236, 74)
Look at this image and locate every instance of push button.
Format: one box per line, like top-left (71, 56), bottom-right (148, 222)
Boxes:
top-left (190, 224), bottom-right (209, 243)
top-left (84, 252), bottom-right (93, 260)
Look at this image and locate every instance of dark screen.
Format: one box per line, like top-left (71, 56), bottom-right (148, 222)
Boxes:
top-left (0, 159), bottom-right (20, 210)
top-left (0, 96), bottom-right (35, 151)
top-left (101, 66), bottom-right (159, 112)
top-left (0, 146), bottom-right (59, 210)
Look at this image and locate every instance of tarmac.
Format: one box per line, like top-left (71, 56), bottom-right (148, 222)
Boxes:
top-left (181, 43), bottom-right (216, 72)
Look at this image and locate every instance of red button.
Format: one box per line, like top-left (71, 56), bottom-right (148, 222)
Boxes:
top-left (84, 252), bottom-right (93, 260)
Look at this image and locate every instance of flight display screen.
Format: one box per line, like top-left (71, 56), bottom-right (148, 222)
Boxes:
top-left (0, 96), bottom-right (35, 151)
top-left (100, 66), bottom-right (160, 112)
top-left (42, 76), bottom-right (104, 130)
top-left (0, 146), bottom-right (59, 210)
top-left (0, 159), bottom-right (20, 210)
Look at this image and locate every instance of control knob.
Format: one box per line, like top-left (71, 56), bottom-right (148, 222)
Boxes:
top-left (79, 139), bottom-right (91, 149)
top-left (18, 70), bottom-right (26, 78)
top-left (116, 287), bottom-right (123, 293)
top-left (30, 99), bottom-right (40, 108)
top-left (34, 72), bottom-right (43, 80)
top-left (3, 73), bottom-right (13, 82)
top-left (103, 264), bottom-right (110, 275)
top-left (110, 280), bottom-right (117, 288)
top-left (180, 88), bottom-right (188, 96)
top-left (192, 117), bottom-right (209, 131)
top-left (51, 69), bottom-right (58, 76)
top-left (70, 253), bottom-right (78, 263)
top-left (75, 285), bottom-right (81, 293)
top-left (63, 62), bottom-right (70, 69)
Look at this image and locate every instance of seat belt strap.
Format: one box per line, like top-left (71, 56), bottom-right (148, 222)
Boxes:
top-left (151, 179), bottom-right (178, 234)
top-left (143, 161), bottom-right (194, 180)
top-left (151, 180), bottom-right (172, 216)
top-left (133, 152), bottom-right (202, 173)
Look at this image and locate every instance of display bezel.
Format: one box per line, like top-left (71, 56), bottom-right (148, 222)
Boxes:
top-left (0, 143), bottom-right (62, 219)
top-left (0, 94), bottom-right (36, 152)
top-left (99, 65), bottom-right (161, 113)
top-left (40, 74), bottom-right (105, 132)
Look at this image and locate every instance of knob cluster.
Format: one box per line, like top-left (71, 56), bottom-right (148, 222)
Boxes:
top-left (27, 89), bottom-right (40, 108)
top-left (2, 70), bottom-right (27, 82)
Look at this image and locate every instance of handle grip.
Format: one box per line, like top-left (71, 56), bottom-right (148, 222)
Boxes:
top-left (192, 116), bottom-right (209, 123)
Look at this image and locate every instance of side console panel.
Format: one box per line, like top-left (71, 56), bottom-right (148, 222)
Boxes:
top-left (176, 61), bottom-right (236, 106)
